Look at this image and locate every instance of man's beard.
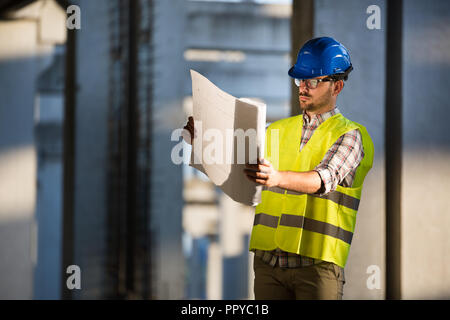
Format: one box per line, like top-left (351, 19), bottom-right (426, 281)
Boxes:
top-left (299, 90), bottom-right (332, 113)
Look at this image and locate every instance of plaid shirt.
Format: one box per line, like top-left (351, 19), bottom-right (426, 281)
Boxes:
top-left (254, 107), bottom-right (364, 270)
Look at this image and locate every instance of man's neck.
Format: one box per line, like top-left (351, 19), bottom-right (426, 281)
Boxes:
top-left (304, 104), bottom-right (336, 118)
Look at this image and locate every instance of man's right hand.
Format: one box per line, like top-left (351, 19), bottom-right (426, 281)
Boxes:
top-left (183, 116), bottom-right (195, 145)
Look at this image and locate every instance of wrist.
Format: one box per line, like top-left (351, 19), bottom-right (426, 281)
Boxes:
top-left (274, 170), bottom-right (283, 188)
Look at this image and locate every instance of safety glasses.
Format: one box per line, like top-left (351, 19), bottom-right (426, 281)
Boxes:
top-left (294, 77), bottom-right (334, 89)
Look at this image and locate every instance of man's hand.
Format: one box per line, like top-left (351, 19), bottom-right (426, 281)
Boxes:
top-left (183, 116), bottom-right (195, 145)
top-left (244, 158), bottom-right (281, 188)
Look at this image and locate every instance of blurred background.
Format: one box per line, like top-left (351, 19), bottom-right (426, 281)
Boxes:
top-left (0, 0), bottom-right (449, 300)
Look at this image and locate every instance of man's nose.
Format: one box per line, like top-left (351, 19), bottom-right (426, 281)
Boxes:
top-left (299, 85), bottom-right (309, 95)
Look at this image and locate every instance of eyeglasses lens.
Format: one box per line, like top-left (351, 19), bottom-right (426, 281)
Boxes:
top-left (295, 78), bottom-right (319, 89)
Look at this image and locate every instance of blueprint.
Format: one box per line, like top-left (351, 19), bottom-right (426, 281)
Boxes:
top-left (188, 70), bottom-right (266, 206)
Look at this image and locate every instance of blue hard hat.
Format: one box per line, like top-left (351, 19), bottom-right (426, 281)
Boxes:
top-left (288, 37), bottom-right (353, 80)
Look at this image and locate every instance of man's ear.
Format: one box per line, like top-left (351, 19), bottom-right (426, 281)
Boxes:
top-left (333, 80), bottom-right (344, 96)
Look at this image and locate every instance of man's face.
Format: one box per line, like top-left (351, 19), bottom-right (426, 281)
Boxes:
top-left (298, 76), bottom-right (335, 113)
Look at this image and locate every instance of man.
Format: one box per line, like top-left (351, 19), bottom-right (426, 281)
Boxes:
top-left (184, 37), bottom-right (374, 300)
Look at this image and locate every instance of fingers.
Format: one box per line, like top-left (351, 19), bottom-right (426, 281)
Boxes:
top-left (184, 116), bottom-right (194, 127)
top-left (183, 116), bottom-right (195, 139)
top-left (244, 168), bottom-right (268, 179)
top-left (258, 158), bottom-right (270, 166)
top-left (244, 160), bottom-right (271, 186)
top-left (185, 118), bottom-right (194, 128)
top-left (183, 126), bottom-right (194, 138)
top-left (183, 122), bottom-right (193, 131)
top-left (245, 159), bottom-right (270, 169)
top-left (245, 163), bottom-right (270, 172)
top-left (245, 174), bottom-right (267, 185)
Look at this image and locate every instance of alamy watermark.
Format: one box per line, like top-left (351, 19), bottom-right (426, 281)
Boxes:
top-left (66, 265), bottom-right (81, 290)
top-left (366, 264), bottom-right (381, 290)
top-left (65, 5), bottom-right (381, 32)
top-left (366, 5), bottom-right (381, 30)
top-left (66, 5), bottom-right (81, 30)
top-left (170, 121), bottom-right (279, 166)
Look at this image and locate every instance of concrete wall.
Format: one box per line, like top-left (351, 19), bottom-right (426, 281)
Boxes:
top-left (28, 0), bottom-right (187, 299)
top-left (181, 0), bottom-right (292, 299)
top-left (184, 1), bottom-right (292, 121)
top-left (72, 0), bottom-right (110, 298)
top-left (22, 0), bottom-right (187, 299)
top-left (0, 20), bottom-right (37, 300)
top-left (315, 0), bottom-right (450, 300)
top-left (3, 0), bottom-right (447, 301)
top-left (151, 0), bottom-right (187, 299)
top-left (401, 0), bottom-right (450, 299)
top-left (0, 0), bottom-right (66, 299)
top-left (314, 0), bottom-right (386, 299)
top-left (33, 46), bottom-right (65, 299)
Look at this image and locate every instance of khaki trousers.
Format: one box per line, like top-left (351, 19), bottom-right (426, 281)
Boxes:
top-left (253, 255), bottom-right (345, 300)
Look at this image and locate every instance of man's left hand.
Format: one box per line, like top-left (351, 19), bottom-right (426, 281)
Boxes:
top-left (244, 158), bottom-right (280, 188)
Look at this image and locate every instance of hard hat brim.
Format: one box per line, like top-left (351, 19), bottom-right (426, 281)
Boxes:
top-left (288, 65), bottom-right (353, 80)
top-left (288, 66), bottom-right (320, 80)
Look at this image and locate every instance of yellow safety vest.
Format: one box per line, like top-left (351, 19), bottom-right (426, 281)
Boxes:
top-left (249, 113), bottom-right (374, 268)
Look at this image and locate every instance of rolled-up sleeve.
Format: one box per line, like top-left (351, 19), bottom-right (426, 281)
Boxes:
top-left (313, 129), bottom-right (364, 196)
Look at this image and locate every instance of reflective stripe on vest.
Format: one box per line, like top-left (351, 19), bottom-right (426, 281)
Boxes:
top-left (263, 186), bottom-right (360, 211)
top-left (253, 212), bottom-right (353, 245)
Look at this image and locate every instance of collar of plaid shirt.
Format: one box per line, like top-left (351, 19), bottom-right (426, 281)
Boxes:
top-left (302, 106), bottom-right (340, 126)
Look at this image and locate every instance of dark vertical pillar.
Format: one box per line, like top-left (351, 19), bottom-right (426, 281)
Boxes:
top-left (290, 0), bottom-right (314, 116)
top-left (385, 0), bottom-right (403, 300)
top-left (142, 1), bottom-right (154, 299)
top-left (61, 13), bottom-right (76, 300)
top-left (126, 0), bottom-right (138, 294)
